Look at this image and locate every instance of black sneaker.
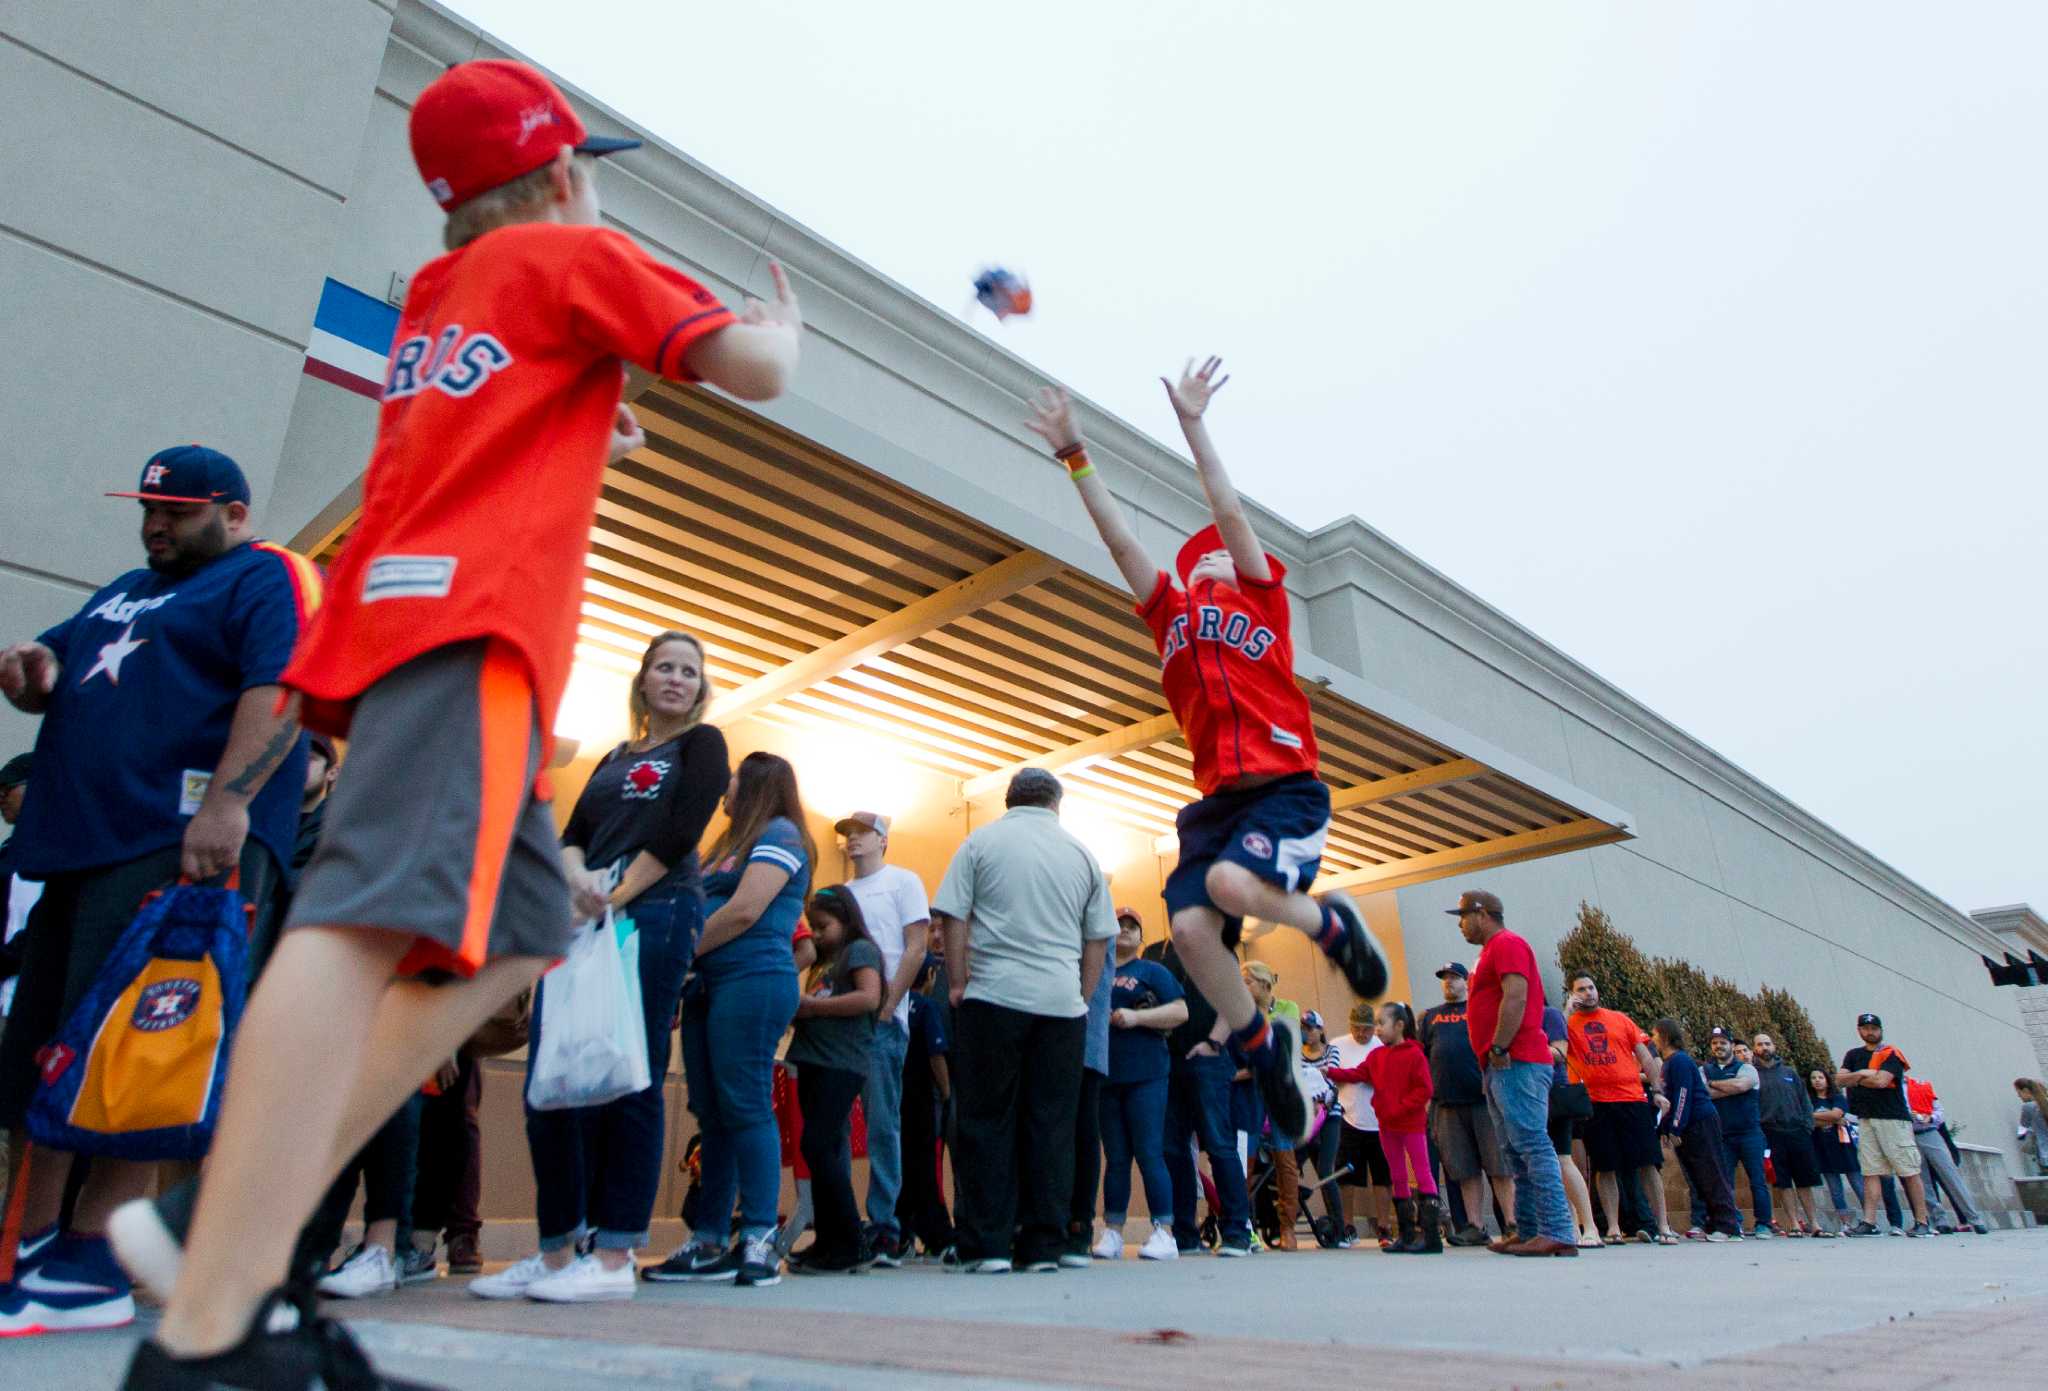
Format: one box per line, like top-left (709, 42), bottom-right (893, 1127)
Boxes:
top-left (1252, 1014), bottom-right (1314, 1144)
top-left (1216, 1233), bottom-right (1255, 1258)
top-left (642, 1243), bottom-right (739, 1283)
top-left (865, 1225), bottom-right (904, 1269)
top-left (1317, 891), bottom-right (1389, 999)
top-left (397, 1244), bottom-right (439, 1287)
top-left (787, 1245), bottom-right (872, 1276)
top-left (1907, 1222), bottom-right (1932, 1238)
top-left (736, 1234), bottom-right (782, 1287)
top-left (1447, 1223), bottom-right (1489, 1248)
top-left (120, 1288), bottom-right (440, 1390)
top-left (1845, 1221), bottom-right (1880, 1237)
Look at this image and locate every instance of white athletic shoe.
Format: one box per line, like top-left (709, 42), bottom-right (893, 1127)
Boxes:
top-left (1138, 1225), bottom-right (1180, 1261)
top-left (317, 1244), bottom-right (396, 1299)
top-left (1091, 1227), bottom-right (1125, 1260)
top-left (524, 1252), bottom-right (637, 1303)
top-left (468, 1251), bottom-right (556, 1300)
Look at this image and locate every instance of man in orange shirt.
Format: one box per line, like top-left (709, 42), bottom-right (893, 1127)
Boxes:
top-left (113, 60), bottom-right (802, 1391)
top-left (1563, 973), bottom-right (1676, 1244)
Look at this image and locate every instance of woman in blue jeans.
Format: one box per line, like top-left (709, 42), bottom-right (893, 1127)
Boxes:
top-left (474, 631), bottom-right (728, 1303)
top-left (1094, 915), bottom-right (1187, 1261)
top-left (646, 751), bottom-right (812, 1289)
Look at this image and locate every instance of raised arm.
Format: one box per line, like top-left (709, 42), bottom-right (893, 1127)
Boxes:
top-left (1162, 357), bottom-right (1271, 585)
top-left (682, 262), bottom-right (803, 401)
top-left (1024, 387), bottom-right (1156, 598)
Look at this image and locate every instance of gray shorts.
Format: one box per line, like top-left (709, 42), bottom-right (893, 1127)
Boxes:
top-left (1432, 1099), bottom-right (1508, 1181)
top-left (286, 639), bottom-right (571, 975)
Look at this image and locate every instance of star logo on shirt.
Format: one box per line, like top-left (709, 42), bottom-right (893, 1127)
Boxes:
top-left (81, 624), bottom-right (148, 686)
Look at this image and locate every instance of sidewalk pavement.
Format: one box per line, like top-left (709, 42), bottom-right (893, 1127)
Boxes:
top-left (15, 1228), bottom-right (2048, 1389)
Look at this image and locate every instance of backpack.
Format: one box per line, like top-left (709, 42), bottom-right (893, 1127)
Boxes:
top-left (28, 880), bottom-right (251, 1161)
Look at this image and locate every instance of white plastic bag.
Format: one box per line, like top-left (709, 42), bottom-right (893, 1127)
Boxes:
top-left (524, 908), bottom-right (651, 1111)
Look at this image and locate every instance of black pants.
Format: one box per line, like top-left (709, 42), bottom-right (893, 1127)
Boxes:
top-left (413, 1052), bottom-right (483, 1241)
top-left (951, 1001), bottom-right (1084, 1265)
top-left (898, 1064), bottom-right (955, 1253)
top-left (1676, 1109), bottom-right (1741, 1236)
top-left (1068, 1069), bottom-right (1104, 1244)
top-left (796, 1064), bottom-right (867, 1263)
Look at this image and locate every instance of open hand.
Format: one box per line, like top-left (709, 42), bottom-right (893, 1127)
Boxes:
top-left (739, 261), bottom-right (802, 335)
top-left (1162, 356), bottom-right (1229, 420)
top-left (1023, 386), bottom-right (1081, 453)
top-left (607, 403), bottom-right (645, 463)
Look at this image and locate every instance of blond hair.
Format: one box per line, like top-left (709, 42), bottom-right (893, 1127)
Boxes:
top-left (441, 154), bottom-right (589, 251)
top-left (628, 630), bottom-right (712, 742)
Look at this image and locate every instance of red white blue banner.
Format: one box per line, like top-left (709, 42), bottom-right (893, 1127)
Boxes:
top-left (303, 278), bottom-right (399, 400)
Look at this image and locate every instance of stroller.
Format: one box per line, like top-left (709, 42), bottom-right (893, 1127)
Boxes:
top-left (1245, 1103), bottom-right (1352, 1249)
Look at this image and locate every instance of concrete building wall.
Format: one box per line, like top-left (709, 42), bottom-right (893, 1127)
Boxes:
top-left (0, 0), bottom-right (396, 749)
top-left (1, 0), bottom-right (2034, 1178)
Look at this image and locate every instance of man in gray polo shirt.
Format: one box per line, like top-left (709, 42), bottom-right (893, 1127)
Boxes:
top-left (934, 768), bottom-right (1116, 1273)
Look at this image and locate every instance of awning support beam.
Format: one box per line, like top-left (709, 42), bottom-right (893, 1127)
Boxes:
top-left (1313, 818), bottom-right (1625, 897)
top-left (961, 712), bottom-right (1180, 801)
top-left (1328, 758), bottom-right (1485, 813)
top-left (716, 550), bottom-right (1061, 728)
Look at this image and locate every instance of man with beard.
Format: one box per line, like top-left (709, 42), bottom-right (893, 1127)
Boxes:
top-left (0, 447), bottom-right (316, 1336)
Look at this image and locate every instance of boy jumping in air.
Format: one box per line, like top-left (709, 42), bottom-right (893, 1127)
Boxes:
top-left (113, 60), bottom-right (802, 1391)
top-left (1024, 361), bottom-right (1388, 1148)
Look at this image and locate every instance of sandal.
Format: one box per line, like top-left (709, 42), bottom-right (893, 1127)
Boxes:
top-left (1577, 1233), bottom-right (1604, 1250)
top-left (1652, 1231), bottom-right (1681, 1246)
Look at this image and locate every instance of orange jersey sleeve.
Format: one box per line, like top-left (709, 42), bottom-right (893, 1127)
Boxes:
top-left (563, 228), bottom-right (738, 381)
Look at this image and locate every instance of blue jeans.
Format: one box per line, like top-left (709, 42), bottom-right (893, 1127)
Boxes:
top-left (1483, 1061), bottom-right (1574, 1244)
top-left (863, 1018), bottom-right (909, 1235)
top-left (525, 893), bottom-right (701, 1250)
top-left (1164, 1052), bottom-right (1249, 1243)
top-left (1690, 1125), bottom-right (1772, 1230)
top-left (1100, 1075), bottom-right (1173, 1224)
top-left (1821, 1170), bottom-right (1859, 1216)
top-left (680, 966), bottom-right (799, 1242)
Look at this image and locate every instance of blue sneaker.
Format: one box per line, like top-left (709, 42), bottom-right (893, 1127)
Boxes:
top-left (0, 1224), bottom-right (62, 1288)
top-left (0, 1235), bottom-right (135, 1337)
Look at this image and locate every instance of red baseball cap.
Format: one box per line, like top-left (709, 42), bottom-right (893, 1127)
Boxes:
top-left (410, 59), bottom-right (639, 211)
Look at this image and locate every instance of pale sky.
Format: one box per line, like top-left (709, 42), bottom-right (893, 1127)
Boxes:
top-left (448, 0), bottom-right (2045, 918)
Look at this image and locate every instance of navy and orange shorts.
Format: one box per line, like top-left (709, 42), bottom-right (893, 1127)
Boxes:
top-left (286, 638), bottom-right (572, 976)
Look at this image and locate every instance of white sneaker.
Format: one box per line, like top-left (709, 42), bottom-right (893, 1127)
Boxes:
top-left (525, 1252), bottom-right (637, 1303)
top-left (317, 1244), bottom-right (396, 1299)
top-left (1138, 1225), bottom-right (1180, 1261)
top-left (1091, 1227), bottom-right (1124, 1260)
top-left (468, 1251), bottom-right (557, 1300)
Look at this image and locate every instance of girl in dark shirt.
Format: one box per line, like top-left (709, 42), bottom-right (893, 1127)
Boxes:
top-left (1808, 1069), bottom-right (1860, 1230)
top-left (479, 631), bottom-right (728, 1303)
top-left (785, 887), bottom-right (884, 1273)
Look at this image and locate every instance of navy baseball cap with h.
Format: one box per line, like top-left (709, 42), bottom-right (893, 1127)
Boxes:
top-left (106, 445), bottom-right (250, 507)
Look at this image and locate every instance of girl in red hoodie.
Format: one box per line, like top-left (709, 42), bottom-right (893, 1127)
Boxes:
top-left (1362, 1002), bottom-right (1439, 1253)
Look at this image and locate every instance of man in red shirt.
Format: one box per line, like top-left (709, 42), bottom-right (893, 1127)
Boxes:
top-left (1565, 974), bottom-right (1676, 1243)
top-left (1021, 370), bottom-right (1388, 1158)
top-left (114, 60), bottom-right (803, 1391)
top-left (1453, 889), bottom-right (1577, 1257)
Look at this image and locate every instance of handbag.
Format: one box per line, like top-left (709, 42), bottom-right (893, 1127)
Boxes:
top-left (1549, 1080), bottom-right (1594, 1123)
top-left (465, 987), bottom-right (532, 1059)
top-left (28, 877), bottom-right (251, 1160)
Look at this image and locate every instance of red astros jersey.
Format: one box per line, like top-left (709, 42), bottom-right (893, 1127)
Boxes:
top-left (281, 222), bottom-right (735, 754)
top-left (1137, 550), bottom-right (1318, 796)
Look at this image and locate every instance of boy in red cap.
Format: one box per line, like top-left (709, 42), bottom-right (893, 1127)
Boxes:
top-left (1024, 362), bottom-right (1387, 1155)
top-left (117, 59), bottom-right (802, 1391)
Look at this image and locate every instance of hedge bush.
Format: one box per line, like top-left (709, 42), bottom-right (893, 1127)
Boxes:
top-left (1555, 901), bottom-right (1834, 1078)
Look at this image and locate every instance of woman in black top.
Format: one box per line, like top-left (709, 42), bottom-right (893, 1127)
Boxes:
top-left (483, 630), bottom-right (729, 1302)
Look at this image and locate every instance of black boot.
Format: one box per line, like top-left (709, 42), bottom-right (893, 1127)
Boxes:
top-left (1388, 1197), bottom-right (1420, 1254)
top-left (1415, 1193), bottom-right (1445, 1254)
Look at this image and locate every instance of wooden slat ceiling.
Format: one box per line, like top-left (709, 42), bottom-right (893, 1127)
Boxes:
top-left (317, 383), bottom-right (1624, 879)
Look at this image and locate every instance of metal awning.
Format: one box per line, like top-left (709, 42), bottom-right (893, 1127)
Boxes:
top-left (308, 382), bottom-right (1630, 894)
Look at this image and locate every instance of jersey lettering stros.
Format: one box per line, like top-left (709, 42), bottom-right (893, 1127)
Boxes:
top-left (1138, 558), bottom-right (1318, 795)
